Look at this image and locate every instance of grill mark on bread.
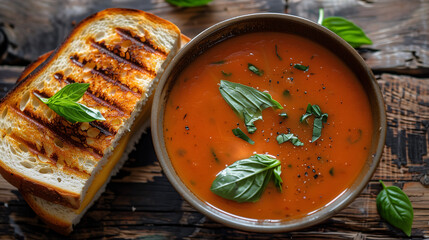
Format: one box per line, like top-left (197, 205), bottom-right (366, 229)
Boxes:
top-left (90, 40), bottom-right (156, 76)
top-left (115, 28), bottom-right (167, 56)
top-left (52, 72), bottom-right (124, 135)
top-left (89, 122), bottom-right (113, 136)
top-left (10, 106), bottom-right (103, 158)
top-left (69, 56), bottom-right (141, 97)
top-left (62, 165), bottom-right (90, 178)
top-left (55, 70), bottom-right (130, 115)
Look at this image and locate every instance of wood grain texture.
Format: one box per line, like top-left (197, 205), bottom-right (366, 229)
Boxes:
top-left (375, 74), bottom-right (429, 182)
top-left (0, 0), bottom-right (283, 61)
top-left (287, 0), bottom-right (429, 76)
top-left (0, 0), bottom-right (429, 239)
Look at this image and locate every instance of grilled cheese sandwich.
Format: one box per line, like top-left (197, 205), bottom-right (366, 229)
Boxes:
top-left (0, 8), bottom-right (185, 234)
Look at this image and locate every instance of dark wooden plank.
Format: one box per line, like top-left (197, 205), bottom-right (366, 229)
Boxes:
top-left (0, 0), bottom-right (284, 62)
top-left (374, 74), bottom-right (429, 182)
top-left (287, 0), bottom-right (429, 76)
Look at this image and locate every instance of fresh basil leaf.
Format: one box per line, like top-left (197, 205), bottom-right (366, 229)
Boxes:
top-left (321, 113), bottom-right (328, 122)
top-left (232, 128), bottom-right (255, 145)
top-left (47, 99), bottom-right (106, 123)
top-left (273, 164), bottom-right (282, 192)
top-left (312, 117), bottom-right (323, 142)
top-left (320, 11), bottom-right (372, 48)
top-left (279, 112), bottom-right (288, 118)
top-left (221, 70), bottom-right (232, 77)
top-left (293, 64), bottom-right (309, 71)
top-left (275, 45), bottom-right (282, 61)
top-left (300, 104), bottom-right (328, 142)
top-left (219, 80), bottom-right (283, 133)
top-left (248, 63), bottom-right (264, 76)
top-left (165, 0), bottom-right (213, 7)
top-left (38, 97), bottom-right (49, 104)
top-left (376, 180), bottom-right (414, 237)
top-left (300, 104), bottom-right (313, 123)
top-left (51, 82), bottom-right (90, 102)
top-left (311, 104), bottom-right (322, 118)
top-left (276, 133), bottom-right (304, 146)
top-left (37, 83), bottom-right (105, 123)
top-left (210, 154), bottom-right (281, 202)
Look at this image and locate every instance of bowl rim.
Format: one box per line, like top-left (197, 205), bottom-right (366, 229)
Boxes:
top-left (151, 12), bottom-right (387, 232)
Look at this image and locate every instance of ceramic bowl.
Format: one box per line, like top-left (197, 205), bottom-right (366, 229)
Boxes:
top-left (151, 13), bottom-right (386, 232)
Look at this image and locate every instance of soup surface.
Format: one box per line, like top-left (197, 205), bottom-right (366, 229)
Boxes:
top-left (163, 32), bottom-right (373, 220)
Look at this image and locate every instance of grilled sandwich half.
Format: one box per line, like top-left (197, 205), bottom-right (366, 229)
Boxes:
top-left (0, 8), bottom-right (181, 234)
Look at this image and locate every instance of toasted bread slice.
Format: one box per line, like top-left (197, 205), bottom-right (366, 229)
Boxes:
top-left (22, 112), bottom-right (150, 235)
top-left (16, 33), bottom-right (190, 83)
top-left (17, 34), bottom-right (190, 235)
top-left (0, 8), bottom-right (180, 209)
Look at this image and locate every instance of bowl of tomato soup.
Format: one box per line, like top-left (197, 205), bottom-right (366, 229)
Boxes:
top-left (152, 13), bottom-right (386, 232)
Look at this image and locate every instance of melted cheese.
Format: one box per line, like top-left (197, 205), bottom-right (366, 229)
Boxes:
top-left (75, 97), bottom-right (153, 213)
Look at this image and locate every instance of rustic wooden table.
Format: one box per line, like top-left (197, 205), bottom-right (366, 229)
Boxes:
top-left (0, 0), bottom-right (428, 239)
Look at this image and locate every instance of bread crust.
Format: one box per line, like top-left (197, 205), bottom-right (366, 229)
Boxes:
top-left (0, 161), bottom-right (80, 208)
top-left (22, 192), bottom-right (74, 235)
top-left (0, 8), bottom-right (180, 209)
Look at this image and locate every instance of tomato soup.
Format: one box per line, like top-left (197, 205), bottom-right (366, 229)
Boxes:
top-left (163, 32), bottom-right (373, 220)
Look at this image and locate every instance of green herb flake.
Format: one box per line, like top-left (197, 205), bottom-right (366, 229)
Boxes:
top-left (283, 90), bottom-right (290, 97)
top-left (293, 64), bottom-right (309, 71)
top-left (166, 0), bottom-right (213, 7)
top-left (37, 83), bottom-right (105, 123)
top-left (248, 63), bottom-right (264, 76)
top-left (221, 70), bottom-right (232, 77)
top-left (276, 133), bottom-right (304, 146)
top-left (275, 45), bottom-right (282, 61)
top-left (211, 60), bottom-right (225, 65)
top-left (300, 104), bottom-right (314, 123)
top-left (232, 128), bottom-right (255, 145)
top-left (210, 148), bottom-right (220, 163)
top-left (318, 8), bottom-right (372, 48)
top-left (376, 180), bottom-right (414, 236)
top-left (210, 154), bottom-right (282, 202)
top-left (219, 80), bottom-right (283, 133)
top-left (299, 103), bottom-right (328, 142)
top-left (329, 167), bottom-right (334, 176)
top-left (279, 112), bottom-right (288, 118)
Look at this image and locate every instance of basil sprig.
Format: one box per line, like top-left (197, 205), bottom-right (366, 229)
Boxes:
top-left (318, 8), bottom-right (372, 48)
top-left (165, 0), bottom-right (212, 7)
top-left (219, 80), bottom-right (283, 133)
top-left (37, 83), bottom-right (105, 123)
top-left (300, 104), bottom-right (328, 142)
top-left (376, 180), bottom-right (414, 237)
top-left (210, 154), bottom-right (282, 202)
top-left (276, 133), bottom-right (304, 146)
top-left (232, 128), bottom-right (255, 145)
